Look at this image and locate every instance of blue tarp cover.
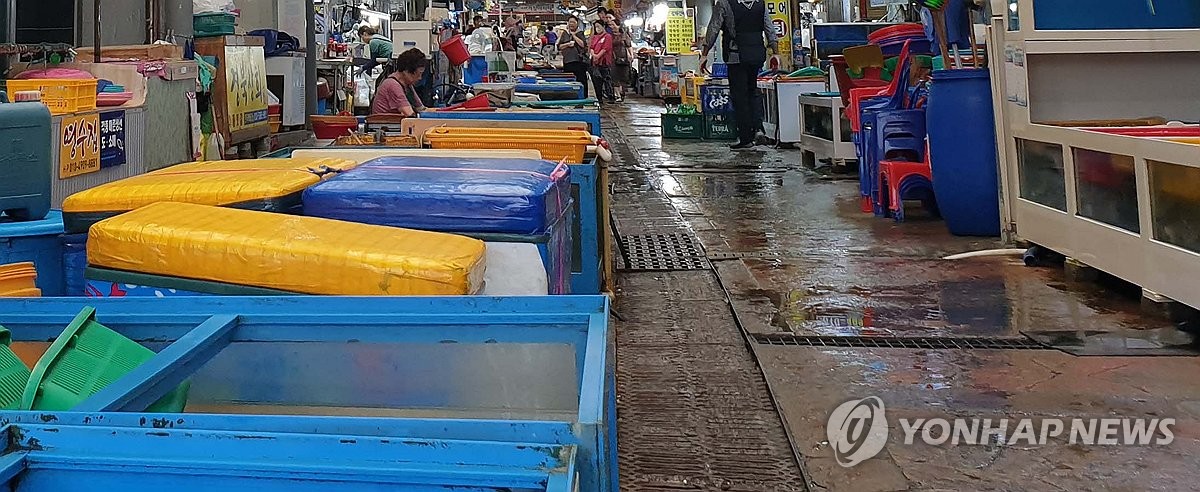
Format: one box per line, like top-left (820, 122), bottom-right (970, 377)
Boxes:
top-left (302, 156), bottom-right (571, 235)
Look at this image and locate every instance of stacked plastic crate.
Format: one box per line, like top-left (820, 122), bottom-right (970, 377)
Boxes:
top-left (700, 66), bottom-right (736, 140)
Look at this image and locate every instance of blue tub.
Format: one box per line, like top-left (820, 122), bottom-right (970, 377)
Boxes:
top-left (0, 295), bottom-right (616, 492)
top-left (0, 210), bottom-right (64, 295)
top-left (927, 68), bottom-right (1000, 236)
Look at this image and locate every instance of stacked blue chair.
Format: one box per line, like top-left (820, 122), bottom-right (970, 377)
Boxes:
top-left (853, 43), bottom-right (916, 214)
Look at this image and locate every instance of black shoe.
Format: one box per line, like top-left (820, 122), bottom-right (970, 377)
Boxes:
top-left (730, 140), bottom-right (755, 149)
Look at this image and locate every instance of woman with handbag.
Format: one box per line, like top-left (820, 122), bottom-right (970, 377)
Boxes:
top-left (557, 16), bottom-right (590, 98)
top-left (588, 20), bottom-right (616, 104)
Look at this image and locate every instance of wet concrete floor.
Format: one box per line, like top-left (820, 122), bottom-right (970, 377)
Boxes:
top-left (607, 99), bottom-right (1200, 491)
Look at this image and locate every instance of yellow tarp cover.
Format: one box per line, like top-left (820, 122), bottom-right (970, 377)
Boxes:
top-left (146, 157), bottom-right (360, 175)
top-left (64, 158), bottom-right (358, 213)
top-left (88, 202), bottom-right (486, 296)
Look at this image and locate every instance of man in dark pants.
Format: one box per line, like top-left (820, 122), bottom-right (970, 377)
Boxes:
top-left (701, 0), bottom-right (777, 149)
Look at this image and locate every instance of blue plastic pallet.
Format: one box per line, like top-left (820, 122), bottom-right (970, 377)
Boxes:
top-left (0, 295), bottom-right (615, 492)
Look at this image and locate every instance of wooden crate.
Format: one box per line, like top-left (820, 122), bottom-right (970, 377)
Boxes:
top-left (193, 36), bottom-right (270, 147)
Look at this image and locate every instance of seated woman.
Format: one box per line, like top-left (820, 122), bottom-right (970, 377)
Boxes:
top-left (371, 48), bottom-right (428, 116)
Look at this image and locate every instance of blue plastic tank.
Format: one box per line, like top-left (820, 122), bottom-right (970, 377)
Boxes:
top-left (0, 92), bottom-right (52, 221)
top-left (927, 68), bottom-right (1001, 236)
top-left (61, 233), bottom-right (88, 296)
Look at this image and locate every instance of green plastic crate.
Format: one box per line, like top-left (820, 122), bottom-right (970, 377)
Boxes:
top-left (661, 113), bottom-right (704, 139)
top-left (21, 307), bottom-right (190, 412)
top-left (704, 113), bottom-right (737, 140)
top-left (193, 12), bottom-right (236, 38)
top-left (0, 327), bottom-right (31, 410)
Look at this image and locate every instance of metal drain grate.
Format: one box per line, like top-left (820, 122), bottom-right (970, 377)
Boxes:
top-left (752, 334), bottom-right (1052, 350)
top-left (620, 233), bottom-right (710, 271)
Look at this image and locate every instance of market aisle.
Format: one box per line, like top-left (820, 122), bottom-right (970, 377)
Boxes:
top-left (606, 99), bottom-right (1200, 491)
top-left (604, 110), bottom-right (808, 491)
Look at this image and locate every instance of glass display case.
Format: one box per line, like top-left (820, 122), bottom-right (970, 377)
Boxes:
top-left (991, 0), bottom-right (1200, 309)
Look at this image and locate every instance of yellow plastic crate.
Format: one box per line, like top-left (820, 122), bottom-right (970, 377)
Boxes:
top-left (681, 76), bottom-right (704, 109)
top-left (6, 79), bottom-right (98, 115)
top-left (423, 127), bottom-right (591, 163)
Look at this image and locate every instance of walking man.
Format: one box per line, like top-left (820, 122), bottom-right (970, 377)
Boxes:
top-left (700, 0), bottom-right (777, 149)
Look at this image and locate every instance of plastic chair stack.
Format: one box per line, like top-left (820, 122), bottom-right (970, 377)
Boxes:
top-left (847, 41), bottom-right (938, 221)
top-left (878, 142), bottom-right (938, 222)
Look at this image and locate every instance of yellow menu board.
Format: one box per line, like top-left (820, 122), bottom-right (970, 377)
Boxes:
top-left (666, 8), bottom-right (695, 54)
top-left (224, 45), bottom-right (270, 132)
top-left (766, 0), bottom-right (791, 69)
top-left (59, 113), bottom-right (102, 179)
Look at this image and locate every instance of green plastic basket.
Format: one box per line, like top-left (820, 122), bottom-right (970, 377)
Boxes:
top-left (0, 327), bottom-right (31, 410)
top-left (193, 12), bottom-right (236, 38)
top-left (20, 307), bottom-right (190, 412)
top-left (704, 113), bottom-right (737, 140)
top-left (662, 113), bottom-right (705, 139)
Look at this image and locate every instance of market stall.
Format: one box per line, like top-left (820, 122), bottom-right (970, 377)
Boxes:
top-left (6, 54), bottom-right (198, 205)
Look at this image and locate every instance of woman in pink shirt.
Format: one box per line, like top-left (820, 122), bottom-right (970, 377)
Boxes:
top-left (371, 48), bottom-right (428, 116)
top-left (588, 20), bottom-right (616, 103)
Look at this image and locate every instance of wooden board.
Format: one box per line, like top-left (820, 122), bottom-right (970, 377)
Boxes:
top-left (194, 36), bottom-right (270, 148)
top-left (75, 43), bottom-right (184, 61)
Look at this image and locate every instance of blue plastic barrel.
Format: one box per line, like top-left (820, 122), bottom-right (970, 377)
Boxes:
top-left (0, 94), bottom-right (52, 221)
top-left (927, 68), bottom-right (1000, 236)
top-left (61, 233), bottom-right (88, 296)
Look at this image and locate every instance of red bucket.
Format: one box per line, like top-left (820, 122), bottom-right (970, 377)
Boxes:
top-left (440, 35), bottom-right (470, 66)
top-left (311, 115), bottom-right (358, 139)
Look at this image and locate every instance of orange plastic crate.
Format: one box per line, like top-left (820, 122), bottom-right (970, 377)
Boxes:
top-left (423, 127), bottom-right (591, 163)
top-left (5, 79), bottom-right (98, 115)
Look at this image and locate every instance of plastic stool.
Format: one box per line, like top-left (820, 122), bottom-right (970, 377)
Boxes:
top-left (878, 159), bottom-right (938, 222)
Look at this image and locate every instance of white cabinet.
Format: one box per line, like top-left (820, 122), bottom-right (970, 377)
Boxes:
top-left (265, 55), bottom-right (306, 127)
top-left (992, 0), bottom-right (1200, 309)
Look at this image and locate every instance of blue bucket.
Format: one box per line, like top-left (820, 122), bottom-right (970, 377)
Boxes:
top-left (927, 68), bottom-right (1000, 236)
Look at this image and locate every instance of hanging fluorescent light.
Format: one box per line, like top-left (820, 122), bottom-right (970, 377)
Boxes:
top-left (647, 3), bottom-right (669, 27)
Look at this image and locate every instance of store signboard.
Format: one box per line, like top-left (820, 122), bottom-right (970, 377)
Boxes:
top-left (766, 0), bottom-right (791, 69)
top-left (59, 113), bottom-right (101, 179)
top-left (225, 45), bottom-right (270, 132)
top-left (99, 111), bottom-right (126, 168)
top-left (665, 8), bottom-right (694, 54)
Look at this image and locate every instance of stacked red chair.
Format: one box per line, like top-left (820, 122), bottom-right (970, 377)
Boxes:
top-left (877, 142), bottom-right (938, 222)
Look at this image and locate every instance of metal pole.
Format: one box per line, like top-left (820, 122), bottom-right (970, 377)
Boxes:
top-left (305, 0), bottom-right (317, 126)
top-left (146, 0), bottom-right (162, 43)
top-left (94, 0), bottom-right (101, 62)
top-left (146, 0), bottom-right (153, 42)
